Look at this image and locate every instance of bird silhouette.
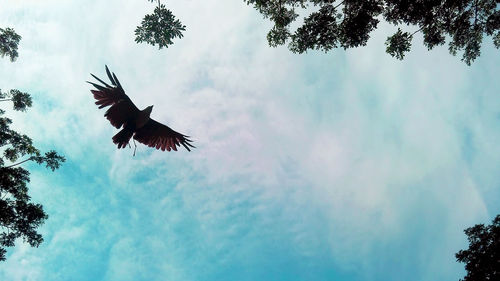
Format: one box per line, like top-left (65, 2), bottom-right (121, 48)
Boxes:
top-left (88, 65), bottom-right (194, 153)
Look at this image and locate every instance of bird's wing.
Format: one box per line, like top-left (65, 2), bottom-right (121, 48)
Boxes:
top-left (87, 65), bottom-right (139, 129)
top-left (133, 119), bottom-right (195, 152)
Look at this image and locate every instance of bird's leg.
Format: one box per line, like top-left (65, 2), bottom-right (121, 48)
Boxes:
top-left (133, 139), bottom-right (137, 157)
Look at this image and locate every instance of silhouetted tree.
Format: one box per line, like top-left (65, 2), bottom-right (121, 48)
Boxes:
top-left (0, 27), bottom-right (65, 261)
top-left (245, 0), bottom-right (500, 64)
top-left (134, 1), bottom-right (499, 64)
top-left (0, 27), bottom-right (21, 62)
top-left (456, 215), bottom-right (500, 281)
top-left (135, 0), bottom-right (185, 49)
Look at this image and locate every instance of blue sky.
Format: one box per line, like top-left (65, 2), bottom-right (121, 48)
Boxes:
top-left (1, 0), bottom-right (500, 280)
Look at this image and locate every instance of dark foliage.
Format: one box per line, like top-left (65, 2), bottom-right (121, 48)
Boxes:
top-left (0, 89), bottom-right (33, 112)
top-left (246, 0), bottom-right (500, 64)
top-left (456, 215), bottom-right (500, 281)
top-left (0, 100), bottom-right (65, 261)
top-left (385, 28), bottom-right (412, 59)
top-left (0, 167), bottom-right (47, 261)
top-left (135, 0), bottom-right (186, 49)
top-left (0, 28), bottom-right (65, 261)
top-left (0, 27), bottom-right (21, 62)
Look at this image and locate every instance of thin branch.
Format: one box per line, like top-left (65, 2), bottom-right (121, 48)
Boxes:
top-left (0, 99), bottom-right (12, 102)
top-left (0, 192), bottom-right (13, 201)
top-left (410, 26), bottom-right (425, 37)
top-left (473, 0), bottom-right (478, 27)
top-left (5, 157), bottom-right (32, 168)
top-left (278, 0), bottom-right (283, 25)
top-left (334, 0), bottom-right (345, 10)
top-left (133, 139), bottom-right (137, 157)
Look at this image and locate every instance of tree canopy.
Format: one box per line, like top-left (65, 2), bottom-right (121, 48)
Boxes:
top-left (134, 0), bottom-right (500, 64)
top-left (135, 0), bottom-right (186, 49)
top-left (0, 28), bottom-right (65, 261)
top-left (245, 0), bottom-right (500, 65)
top-left (456, 215), bottom-right (500, 281)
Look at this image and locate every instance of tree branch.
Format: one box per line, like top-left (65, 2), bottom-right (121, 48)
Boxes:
top-left (4, 157), bottom-right (32, 168)
top-left (0, 99), bottom-right (13, 102)
top-left (410, 26), bottom-right (424, 37)
top-left (334, 0), bottom-right (345, 10)
top-left (474, 0), bottom-right (478, 27)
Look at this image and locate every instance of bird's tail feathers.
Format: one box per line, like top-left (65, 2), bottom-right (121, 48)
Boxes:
top-left (112, 126), bottom-right (134, 149)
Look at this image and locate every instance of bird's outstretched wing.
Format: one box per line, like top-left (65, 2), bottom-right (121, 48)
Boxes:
top-left (134, 119), bottom-right (195, 152)
top-left (88, 65), bottom-right (139, 129)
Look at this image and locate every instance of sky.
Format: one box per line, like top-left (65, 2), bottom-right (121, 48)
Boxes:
top-left (1, 1), bottom-right (500, 280)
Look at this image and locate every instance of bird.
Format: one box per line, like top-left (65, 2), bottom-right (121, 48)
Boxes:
top-left (87, 65), bottom-right (194, 153)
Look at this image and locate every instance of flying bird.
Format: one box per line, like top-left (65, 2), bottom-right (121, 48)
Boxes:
top-left (88, 65), bottom-right (194, 153)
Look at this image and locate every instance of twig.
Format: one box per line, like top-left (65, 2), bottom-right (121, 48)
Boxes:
top-left (473, 0), bottom-right (478, 26)
top-left (5, 157), bottom-right (32, 168)
top-left (410, 26), bottom-right (424, 37)
top-left (334, 0), bottom-right (345, 10)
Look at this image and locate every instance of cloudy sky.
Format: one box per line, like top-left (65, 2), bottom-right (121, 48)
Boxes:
top-left (1, 1), bottom-right (499, 280)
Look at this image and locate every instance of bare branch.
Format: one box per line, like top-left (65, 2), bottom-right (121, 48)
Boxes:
top-left (4, 157), bottom-right (33, 168)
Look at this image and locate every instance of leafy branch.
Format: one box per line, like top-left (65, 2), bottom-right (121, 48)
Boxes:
top-left (0, 89), bottom-right (32, 111)
top-left (247, 0), bottom-right (500, 64)
top-left (0, 28), bottom-right (21, 62)
top-left (135, 0), bottom-right (186, 49)
top-left (0, 37), bottom-right (65, 261)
